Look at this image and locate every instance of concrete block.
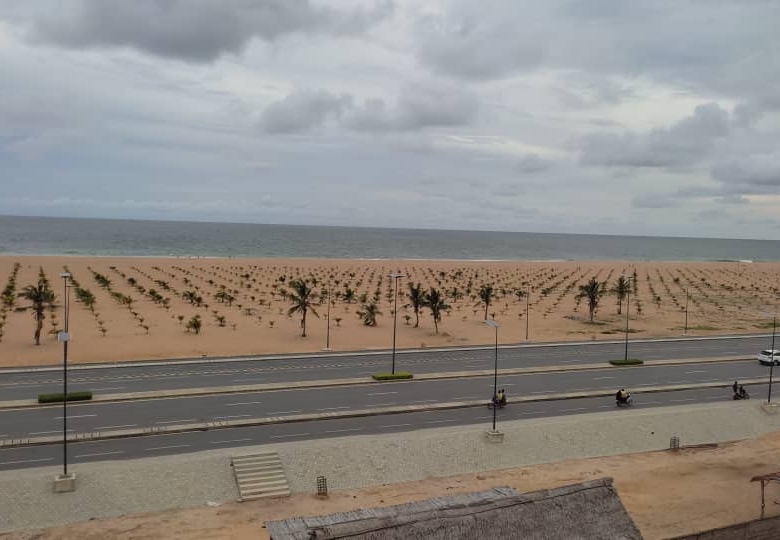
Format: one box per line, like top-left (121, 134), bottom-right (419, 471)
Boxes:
top-left (53, 473), bottom-right (76, 493)
top-left (761, 402), bottom-right (779, 415)
top-left (485, 430), bottom-right (505, 444)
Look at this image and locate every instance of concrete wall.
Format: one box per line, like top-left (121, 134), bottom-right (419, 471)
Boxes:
top-left (672, 515), bottom-right (780, 540)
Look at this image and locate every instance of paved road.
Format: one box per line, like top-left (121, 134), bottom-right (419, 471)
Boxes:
top-left (0, 360), bottom-right (768, 440)
top-left (0, 384), bottom-right (768, 472)
top-left (0, 336), bottom-right (769, 400)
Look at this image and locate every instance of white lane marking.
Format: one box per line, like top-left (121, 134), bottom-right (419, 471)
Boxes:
top-left (453, 396), bottom-right (480, 400)
top-left (55, 414), bottom-right (96, 419)
top-left (268, 410), bottom-right (302, 415)
top-left (412, 399), bottom-right (437, 403)
top-left (669, 380), bottom-right (688, 384)
top-left (90, 387), bottom-right (124, 391)
top-left (146, 444), bottom-right (190, 451)
top-left (426, 419), bottom-right (456, 424)
top-left (155, 419), bottom-right (196, 424)
top-left (637, 382), bottom-right (659, 386)
top-left (371, 402), bottom-right (397, 407)
top-left (641, 400), bottom-right (662, 405)
top-left (225, 401), bottom-right (263, 406)
top-left (0, 458), bottom-right (53, 465)
top-left (76, 451), bottom-right (124, 458)
top-left (472, 416), bottom-right (494, 420)
top-left (325, 428), bottom-right (362, 434)
top-left (0, 434), bottom-right (7, 438)
top-left (231, 378), bottom-right (264, 383)
top-left (517, 411), bottom-right (544, 416)
top-left (561, 407), bottom-right (587, 412)
top-left (316, 406), bottom-right (351, 411)
top-left (212, 414), bottom-right (250, 420)
top-left (29, 429), bottom-right (74, 435)
top-left (366, 391), bottom-right (398, 396)
top-left (685, 370), bottom-right (707, 374)
top-left (270, 433), bottom-right (310, 439)
top-left (591, 376), bottom-right (614, 380)
top-left (530, 390), bottom-right (553, 394)
top-left (381, 423), bottom-right (413, 428)
top-left (95, 424), bottom-right (138, 430)
top-left (671, 398), bottom-right (696, 402)
top-left (210, 438), bottom-right (253, 445)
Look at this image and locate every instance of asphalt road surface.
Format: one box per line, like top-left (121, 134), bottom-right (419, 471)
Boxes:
top-left (0, 335), bottom-right (770, 400)
top-left (0, 360), bottom-right (768, 440)
top-left (0, 384), bottom-right (767, 472)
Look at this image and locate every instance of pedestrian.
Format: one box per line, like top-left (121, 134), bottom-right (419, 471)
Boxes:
top-left (733, 380), bottom-right (738, 394)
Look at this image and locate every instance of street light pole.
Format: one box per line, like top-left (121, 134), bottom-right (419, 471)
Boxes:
top-left (769, 315), bottom-right (777, 404)
top-left (325, 282), bottom-right (331, 351)
top-left (525, 285), bottom-right (530, 341)
top-left (59, 272), bottom-right (71, 477)
top-left (624, 278), bottom-right (631, 363)
top-left (684, 288), bottom-right (689, 335)
top-left (486, 319), bottom-right (500, 431)
top-left (389, 273), bottom-right (406, 374)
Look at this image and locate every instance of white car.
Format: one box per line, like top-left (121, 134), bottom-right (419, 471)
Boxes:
top-left (758, 350), bottom-right (780, 366)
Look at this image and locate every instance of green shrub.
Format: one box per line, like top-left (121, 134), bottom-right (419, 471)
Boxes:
top-left (609, 359), bottom-right (644, 366)
top-left (372, 372), bottom-right (413, 380)
top-left (38, 391), bottom-right (93, 403)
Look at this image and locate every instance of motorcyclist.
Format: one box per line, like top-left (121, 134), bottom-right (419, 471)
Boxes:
top-left (739, 385), bottom-right (748, 399)
top-left (498, 389), bottom-right (506, 405)
top-left (616, 388), bottom-right (630, 404)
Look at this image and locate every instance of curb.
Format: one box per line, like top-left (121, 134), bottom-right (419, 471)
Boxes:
top-left (0, 377), bottom-right (769, 450)
top-left (0, 356), bottom-right (753, 410)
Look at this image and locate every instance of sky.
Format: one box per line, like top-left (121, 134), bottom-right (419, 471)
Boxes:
top-left (0, 1), bottom-right (779, 239)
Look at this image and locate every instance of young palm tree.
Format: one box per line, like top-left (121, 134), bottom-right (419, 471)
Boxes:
top-left (577, 277), bottom-right (604, 323)
top-left (611, 276), bottom-right (631, 315)
top-left (477, 284), bottom-right (495, 320)
top-left (424, 287), bottom-right (450, 334)
top-left (407, 282), bottom-right (425, 328)
top-left (357, 301), bottom-right (381, 326)
top-left (18, 283), bottom-right (55, 345)
top-left (287, 279), bottom-right (319, 337)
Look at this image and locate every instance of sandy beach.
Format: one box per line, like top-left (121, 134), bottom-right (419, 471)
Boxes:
top-left (1, 256), bottom-right (778, 367)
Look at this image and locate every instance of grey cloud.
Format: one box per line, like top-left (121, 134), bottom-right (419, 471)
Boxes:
top-left (517, 154), bottom-right (550, 173)
top-left (258, 90), bottom-right (352, 134)
top-left (631, 193), bottom-right (678, 209)
top-left (27, 0), bottom-right (393, 62)
top-left (711, 154), bottom-right (780, 190)
top-left (715, 194), bottom-right (750, 205)
top-left (579, 103), bottom-right (730, 168)
top-left (260, 84), bottom-right (478, 134)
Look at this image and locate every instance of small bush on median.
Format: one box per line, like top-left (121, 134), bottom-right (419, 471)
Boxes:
top-left (372, 372), bottom-right (413, 380)
top-left (609, 359), bottom-right (644, 366)
top-left (38, 391), bottom-right (93, 403)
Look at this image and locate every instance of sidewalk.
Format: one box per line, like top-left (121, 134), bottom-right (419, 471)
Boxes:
top-left (2, 400), bottom-right (780, 533)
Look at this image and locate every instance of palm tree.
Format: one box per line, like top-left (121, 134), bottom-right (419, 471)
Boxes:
top-left (611, 276), bottom-right (631, 315)
top-left (424, 287), bottom-right (450, 334)
top-left (18, 283), bottom-right (55, 345)
top-left (577, 277), bottom-right (604, 323)
top-left (287, 279), bottom-right (319, 337)
top-left (357, 301), bottom-right (381, 326)
top-left (477, 284), bottom-right (495, 320)
top-left (407, 282), bottom-right (425, 327)
top-left (186, 314), bottom-right (202, 334)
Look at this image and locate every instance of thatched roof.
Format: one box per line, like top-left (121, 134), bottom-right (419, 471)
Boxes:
top-left (266, 477), bottom-right (642, 539)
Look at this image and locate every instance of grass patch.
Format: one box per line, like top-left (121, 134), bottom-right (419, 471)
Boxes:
top-left (372, 372), bottom-right (413, 381)
top-left (38, 391), bottom-right (93, 404)
top-left (688, 325), bottom-right (719, 331)
top-left (609, 359), bottom-right (644, 366)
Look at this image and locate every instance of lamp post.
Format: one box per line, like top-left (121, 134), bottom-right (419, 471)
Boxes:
top-left (525, 285), bottom-right (530, 341)
top-left (486, 319), bottom-right (500, 432)
top-left (766, 312), bottom-right (777, 404)
top-left (324, 282), bottom-right (331, 351)
top-left (624, 278), bottom-right (631, 363)
top-left (389, 273), bottom-right (406, 374)
top-left (684, 288), bottom-right (689, 336)
top-left (56, 271), bottom-right (74, 490)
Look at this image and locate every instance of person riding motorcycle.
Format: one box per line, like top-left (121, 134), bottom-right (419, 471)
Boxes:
top-left (492, 389), bottom-right (506, 407)
top-left (616, 388), bottom-right (630, 404)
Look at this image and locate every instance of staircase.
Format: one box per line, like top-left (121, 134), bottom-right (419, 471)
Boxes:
top-left (231, 451), bottom-right (291, 501)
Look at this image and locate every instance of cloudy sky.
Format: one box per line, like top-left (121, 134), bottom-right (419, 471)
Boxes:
top-left (1, 1), bottom-right (779, 239)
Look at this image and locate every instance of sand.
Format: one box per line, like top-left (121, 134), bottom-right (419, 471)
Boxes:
top-left (3, 429), bottom-right (780, 540)
top-left (1, 256), bottom-right (779, 367)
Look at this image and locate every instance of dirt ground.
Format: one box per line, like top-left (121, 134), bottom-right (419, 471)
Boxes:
top-left (2, 256), bottom-right (778, 367)
top-left (3, 430), bottom-right (780, 540)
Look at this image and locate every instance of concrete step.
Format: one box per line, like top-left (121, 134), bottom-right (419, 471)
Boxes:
top-left (231, 451), bottom-right (290, 502)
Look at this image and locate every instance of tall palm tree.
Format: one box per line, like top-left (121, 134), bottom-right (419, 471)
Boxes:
top-left (611, 276), bottom-right (631, 315)
top-left (576, 277), bottom-right (604, 323)
top-left (407, 282), bottom-right (425, 328)
top-left (287, 279), bottom-right (319, 337)
top-left (424, 287), bottom-right (450, 334)
top-left (18, 283), bottom-right (55, 345)
top-left (477, 284), bottom-right (495, 320)
top-left (357, 301), bottom-right (382, 326)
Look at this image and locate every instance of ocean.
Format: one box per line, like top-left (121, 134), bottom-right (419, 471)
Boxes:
top-left (0, 215), bottom-right (779, 262)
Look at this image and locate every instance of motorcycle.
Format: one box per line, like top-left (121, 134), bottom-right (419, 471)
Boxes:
top-left (616, 395), bottom-right (633, 407)
top-left (733, 389), bottom-right (750, 400)
top-left (488, 396), bottom-right (507, 409)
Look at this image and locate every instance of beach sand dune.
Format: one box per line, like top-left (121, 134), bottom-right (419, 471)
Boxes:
top-left (1, 256), bottom-right (778, 367)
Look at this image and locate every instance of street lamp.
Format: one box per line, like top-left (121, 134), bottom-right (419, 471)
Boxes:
top-left (389, 273), bottom-right (406, 374)
top-left (683, 288), bottom-right (689, 336)
top-left (525, 285), bottom-right (530, 341)
top-left (56, 271), bottom-right (74, 490)
top-left (324, 282), bottom-right (331, 351)
top-left (486, 319), bottom-right (500, 432)
top-left (764, 311), bottom-right (777, 404)
top-left (624, 278), bottom-right (631, 362)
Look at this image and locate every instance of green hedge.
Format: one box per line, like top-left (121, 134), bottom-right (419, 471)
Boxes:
top-left (372, 372), bottom-right (413, 380)
top-left (609, 359), bottom-right (644, 366)
top-left (38, 391), bottom-right (93, 403)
